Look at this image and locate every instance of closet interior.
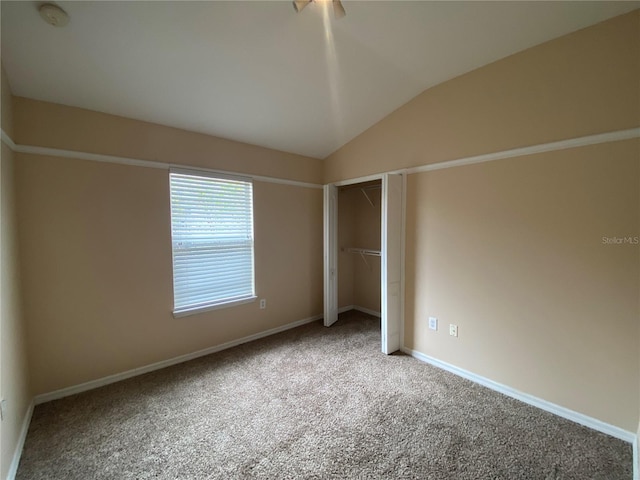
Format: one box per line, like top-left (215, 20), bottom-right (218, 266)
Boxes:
top-left (337, 180), bottom-right (382, 316)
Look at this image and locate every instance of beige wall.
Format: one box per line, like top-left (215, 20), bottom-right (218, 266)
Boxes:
top-left (13, 97), bottom-right (323, 185)
top-left (405, 139), bottom-right (639, 431)
top-left (352, 184), bottom-right (381, 313)
top-left (338, 188), bottom-right (355, 308)
top-left (3, 6), bottom-right (639, 451)
top-left (1, 67), bottom-right (30, 480)
top-left (337, 184), bottom-right (381, 313)
top-left (326, 11), bottom-right (640, 432)
top-left (324, 10), bottom-right (640, 183)
top-left (16, 152), bottom-right (322, 395)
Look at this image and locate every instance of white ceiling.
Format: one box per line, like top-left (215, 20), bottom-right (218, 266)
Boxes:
top-left (1, 1), bottom-right (638, 159)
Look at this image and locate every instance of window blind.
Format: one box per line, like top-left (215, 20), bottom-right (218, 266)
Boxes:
top-left (169, 169), bottom-right (255, 316)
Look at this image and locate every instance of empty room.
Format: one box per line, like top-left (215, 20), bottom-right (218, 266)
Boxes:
top-left (1, 1), bottom-right (639, 479)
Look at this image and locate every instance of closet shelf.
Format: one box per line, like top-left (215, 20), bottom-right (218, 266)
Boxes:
top-left (360, 185), bottom-right (380, 207)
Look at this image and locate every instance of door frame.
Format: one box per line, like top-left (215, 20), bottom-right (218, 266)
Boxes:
top-left (323, 172), bottom-right (406, 354)
top-left (323, 184), bottom-right (338, 327)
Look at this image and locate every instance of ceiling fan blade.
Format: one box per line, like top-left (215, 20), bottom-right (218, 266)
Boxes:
top-left (333, 0), bottom-right (346, 19)
top-left (293, 0), bottom-right (312, 13)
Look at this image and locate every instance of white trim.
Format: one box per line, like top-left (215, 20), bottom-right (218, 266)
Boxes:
top-left (399, 172), bottom-right (407, 351)
top-left (172, 295), bottom-right (257, 318)
top-left (248, 173), bottom-right (321, 189)
top-left (337, 305), bottom-right (355, 314)
top-left (13, 142), bottom-right (169, 170)
top-left (3, 127), bottom-right (637, 189)
top-left (0, 129), bottom-right (322, 190)
top-left (406, 127), bottom-right (640, 175)
top-left (170, 167), bottom-right (252, 184)
top-left (323, 184), bottom-right (339, 327)
top-left (333, 173), bottom-right (384, 187)
top-left (634, 434), bottom-right (639, 480)
top-left (353, 305), bottom-right (381, 318)
top-left (337, 305), bottom-right (382, 318)
top-left (1, 129), bottom-right (17, 151)
top-left (402, 347), bottom-right (636, 443)
top-left (6, 400), bottom-right (34, 480)
top-left (327, 127), bottom-right (640, 186)
top-left (34, 314), bottom-right (322, 405)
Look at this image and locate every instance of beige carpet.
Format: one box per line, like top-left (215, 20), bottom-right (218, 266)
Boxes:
top-left (17, 311), bottom-right (632, 479)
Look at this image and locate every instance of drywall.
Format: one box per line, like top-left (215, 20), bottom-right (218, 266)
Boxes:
top-left (15, 152), bottom-right (323, 395)
top-left (324, 10), bottom-right (640, 183)
top-left (338, 187), bottom-right (355, 308)
top-left (325, 11), bottom-right (640, 432)
top-left (12, 97), bottom-right (323, 185)
top-left (404, 139), bottom-right (639, 431)
top-left (337, 184), bottom-right (381, 313)
top-left (0, 68), bottom-right (30, 480)
top-left (352, 185), bottom-right (381, 313)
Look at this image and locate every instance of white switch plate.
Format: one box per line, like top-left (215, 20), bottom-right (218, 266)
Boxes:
top-left (259, 299), bottom-right (266, 309)
top-left (0, 399), bottom-right (6, 421)
top-left (449, 324), bottom-right (458, 337)
top-left (428, 317), bottom-right (438, 331)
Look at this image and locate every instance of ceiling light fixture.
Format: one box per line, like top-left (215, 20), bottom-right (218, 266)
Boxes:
top-left (38, 3), bottom-right (69, 27)
top-left (293, 0), bottom-right (346, 19)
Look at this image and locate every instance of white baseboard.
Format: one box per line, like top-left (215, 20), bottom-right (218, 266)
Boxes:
top-left (337, 305), bottom-right (382, 318)
top-left (35, 314), bottom-right (322, 405)
top-left (6, 400), bottom-right (34, 480)
top-left (337, 305), bottom-right (355, 314)
top-left (401, 347), bottom-right (635, 443)
top-left (353, 305), bottom-right (381, 318)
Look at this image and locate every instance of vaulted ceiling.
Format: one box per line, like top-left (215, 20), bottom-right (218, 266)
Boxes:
top-left (2, 1), bottom-right (638, 158)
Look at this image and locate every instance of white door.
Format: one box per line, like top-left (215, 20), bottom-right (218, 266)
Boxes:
top-left (323, 184), bottom-right (339, 327)
top-left (381, 173), bottom-right (403, 354)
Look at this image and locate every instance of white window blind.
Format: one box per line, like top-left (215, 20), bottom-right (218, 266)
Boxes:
top-left (169, 169), bottom-right (255, 316)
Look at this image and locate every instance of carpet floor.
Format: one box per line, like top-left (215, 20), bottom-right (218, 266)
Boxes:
top-left (17, 311), bottom-right (632, 479)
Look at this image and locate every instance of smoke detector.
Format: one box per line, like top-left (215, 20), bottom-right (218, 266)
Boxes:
top-left (39, 3), bottom-right (69, 27)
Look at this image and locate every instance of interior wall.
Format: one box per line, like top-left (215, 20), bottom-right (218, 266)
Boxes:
top-left (3, 6), bottom-right (639, 448)
top-left (337, 184), bottom-right (381, 313)
top-left (0, 66), bottom-right (30, 480)
top-left (324, 10), bottom-right (640, 183)
top-left (404, 140), bottom-right (639, 431)
top-left (337, 188), bottom-right (356, 309)
top-left (352, 185), bottom-right (381, 313)
top-left (324, 10), bottom-right (640, 433)
top-left (13, 104), bottom-right (324, 395)
top-left (12, 97), bottom-right (323, 185)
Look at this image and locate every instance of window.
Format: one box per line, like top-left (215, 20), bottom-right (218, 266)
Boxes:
top-left (169, 169), bottom-right (255, 317)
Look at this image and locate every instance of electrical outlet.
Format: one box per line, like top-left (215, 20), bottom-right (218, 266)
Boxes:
top-left (449, 324), bottom-right (458, 337)
top-left (259, 299), bottom-right (266, 309)
top-left (428, 316), bottom-right (438, 331)
top-left (0, 399), bottom-right (6, 421)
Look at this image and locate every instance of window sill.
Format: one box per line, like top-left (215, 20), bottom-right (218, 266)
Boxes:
top-left (173, 295), bottom-right (257, 318)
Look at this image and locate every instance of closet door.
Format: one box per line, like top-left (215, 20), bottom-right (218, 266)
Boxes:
top-left (323, 184), bottom-right (339, 327)
top-left (381, 173), bottom-right (403, 354)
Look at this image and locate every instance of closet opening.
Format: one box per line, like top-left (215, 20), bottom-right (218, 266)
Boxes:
top-left (323, 173), bottom-right (404, 354)
top-left (337, 180), bottom-right (382, 321)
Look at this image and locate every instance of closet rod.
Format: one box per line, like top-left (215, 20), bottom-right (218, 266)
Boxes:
top-left (346, 248), bottom-right (380, 269)
top-left (346, 248), bottom-right (381, 256)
